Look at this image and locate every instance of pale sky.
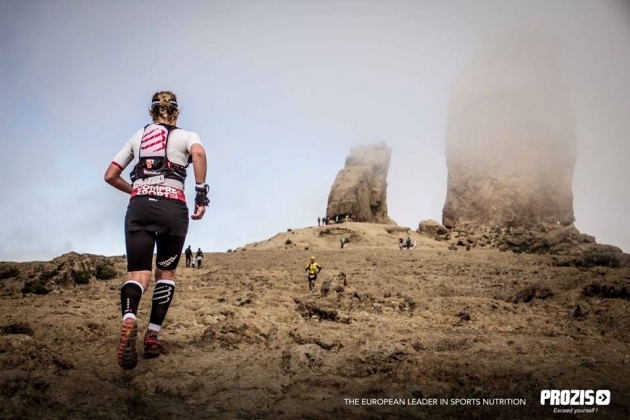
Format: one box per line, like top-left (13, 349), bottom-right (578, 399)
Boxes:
top-left (1, 0), bottom-right (629, 261)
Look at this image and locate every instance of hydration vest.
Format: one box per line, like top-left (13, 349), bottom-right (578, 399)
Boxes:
top-left (130, 123), bottom-right (190, 184)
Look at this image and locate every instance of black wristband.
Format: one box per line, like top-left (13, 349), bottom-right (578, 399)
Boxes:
top-left (195, 183), bottom-right (210, 206)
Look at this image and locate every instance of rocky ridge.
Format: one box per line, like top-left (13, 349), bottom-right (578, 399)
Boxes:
top-left (418, 219), bottom-right (630, 268)
top-left (0, 252), bottom-right (119, 294)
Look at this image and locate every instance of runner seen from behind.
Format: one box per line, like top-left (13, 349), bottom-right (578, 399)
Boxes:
top-left (104, 91), bottom-right (209, 370)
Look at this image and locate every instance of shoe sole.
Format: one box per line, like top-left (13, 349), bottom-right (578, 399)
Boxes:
top-left (117, 320), bottom-right (138, 370)
top-left (144, 340), bottom-right (161, 358)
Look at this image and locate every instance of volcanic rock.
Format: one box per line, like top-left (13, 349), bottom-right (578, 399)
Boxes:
top-left (326, 142), bottom-right (395, 224)
top-left (442, 33), bottom-right (576, 229)
top-left (545, 225), bottom-right (580, 247)
top-left (417, 220), bottom-right (448, 239)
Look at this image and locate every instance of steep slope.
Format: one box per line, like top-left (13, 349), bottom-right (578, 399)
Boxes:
top-left (1, 238), bottom-right (629, 419)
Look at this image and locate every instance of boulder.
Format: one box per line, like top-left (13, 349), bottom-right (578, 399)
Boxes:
top-left (512, 226), bottom-right (526, 236)
top-left (417, 220), bottom-right (448, 239)
top-left (505, 235), bottom-right (527, 247)
top-left (327, 142), bottom-right (395, 224)
top-left (544, 225), bottom-right (580, 247)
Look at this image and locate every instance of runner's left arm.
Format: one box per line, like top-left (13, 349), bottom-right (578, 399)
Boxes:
top-left (190, 141), bottom-right (208, 220)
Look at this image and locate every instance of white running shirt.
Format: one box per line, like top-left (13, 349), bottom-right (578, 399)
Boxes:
top-left (111, 124), bottom-right (203, 189)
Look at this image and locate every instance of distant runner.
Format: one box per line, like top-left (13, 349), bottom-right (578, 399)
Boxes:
top-left (185, 245), bottom-right (193, 267)
top-left (305, 256), bottom-right (322, 293)
top-left (196, 248), bottom-right (204, 269)
top-left (104, 91), bottom-right (209, 370)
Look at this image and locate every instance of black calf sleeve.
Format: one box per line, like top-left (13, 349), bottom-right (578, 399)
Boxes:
top-left (121, 281), bottom-right (144, 318)
top-left (148, 280), bottom-right (175, 330)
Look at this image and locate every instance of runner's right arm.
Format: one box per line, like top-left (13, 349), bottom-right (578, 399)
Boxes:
top-left (104, 164), bottom-right (133, 194)
top-left (104, 139), bottom-right (135, 194)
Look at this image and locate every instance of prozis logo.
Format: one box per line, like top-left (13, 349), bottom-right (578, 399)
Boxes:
top-left (540, 390), bottom-right (611, 406)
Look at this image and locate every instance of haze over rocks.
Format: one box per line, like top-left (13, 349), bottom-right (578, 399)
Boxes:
top-left (442, 33), bottom-right (576, 230)
top-left (326, 142), bottom-right (395, 224)
top-left (424, 33), bottom-right (630, 265)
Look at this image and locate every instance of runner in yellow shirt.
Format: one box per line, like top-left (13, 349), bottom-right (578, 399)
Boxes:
top-left (305, 256), bottom-right (322, 293)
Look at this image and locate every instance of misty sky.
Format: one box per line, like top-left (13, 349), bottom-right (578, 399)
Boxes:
top-left (1, 0), bottom-right (629, 262)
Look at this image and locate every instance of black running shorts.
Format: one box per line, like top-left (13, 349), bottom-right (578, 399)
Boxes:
top-left (124, 196), bottom-right (189, 272)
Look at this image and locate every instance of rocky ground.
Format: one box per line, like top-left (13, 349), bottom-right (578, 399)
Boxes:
top-left (1, 223), bottom-right (629, 419)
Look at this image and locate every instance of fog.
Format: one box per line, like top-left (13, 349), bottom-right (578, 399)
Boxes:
top-left (0, 0), bottom-right (628, 261)
top-left (444, 30), bottom-right (577, 227)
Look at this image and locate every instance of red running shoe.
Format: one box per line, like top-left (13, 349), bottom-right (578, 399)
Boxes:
top-left (144, 331), bottom-right (161, 358)
top-left (117, 318), bottom-right (138, 370)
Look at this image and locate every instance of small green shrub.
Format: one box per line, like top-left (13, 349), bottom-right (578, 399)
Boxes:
top-left (0, 265), bottom-right (20, 280)
top-left (95, 264), bottom-right (117, 280)
top-left (285, 239), bottom-right (292, 245)
top-left (74, 271), bottom-right (90, 285)
top-left (22, 282), bottom-right (50, 295)
top-left (39, 268), bottom-right (59, 282)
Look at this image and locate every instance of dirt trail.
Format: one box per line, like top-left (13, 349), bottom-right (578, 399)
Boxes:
top-left (1, 224), bottom-right (629, 419)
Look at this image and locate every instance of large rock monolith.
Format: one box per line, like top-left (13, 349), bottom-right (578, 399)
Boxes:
top-left (327, 142), bottom-right (395, 224)
top-left (442, 33), bottom-right (576, 229)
